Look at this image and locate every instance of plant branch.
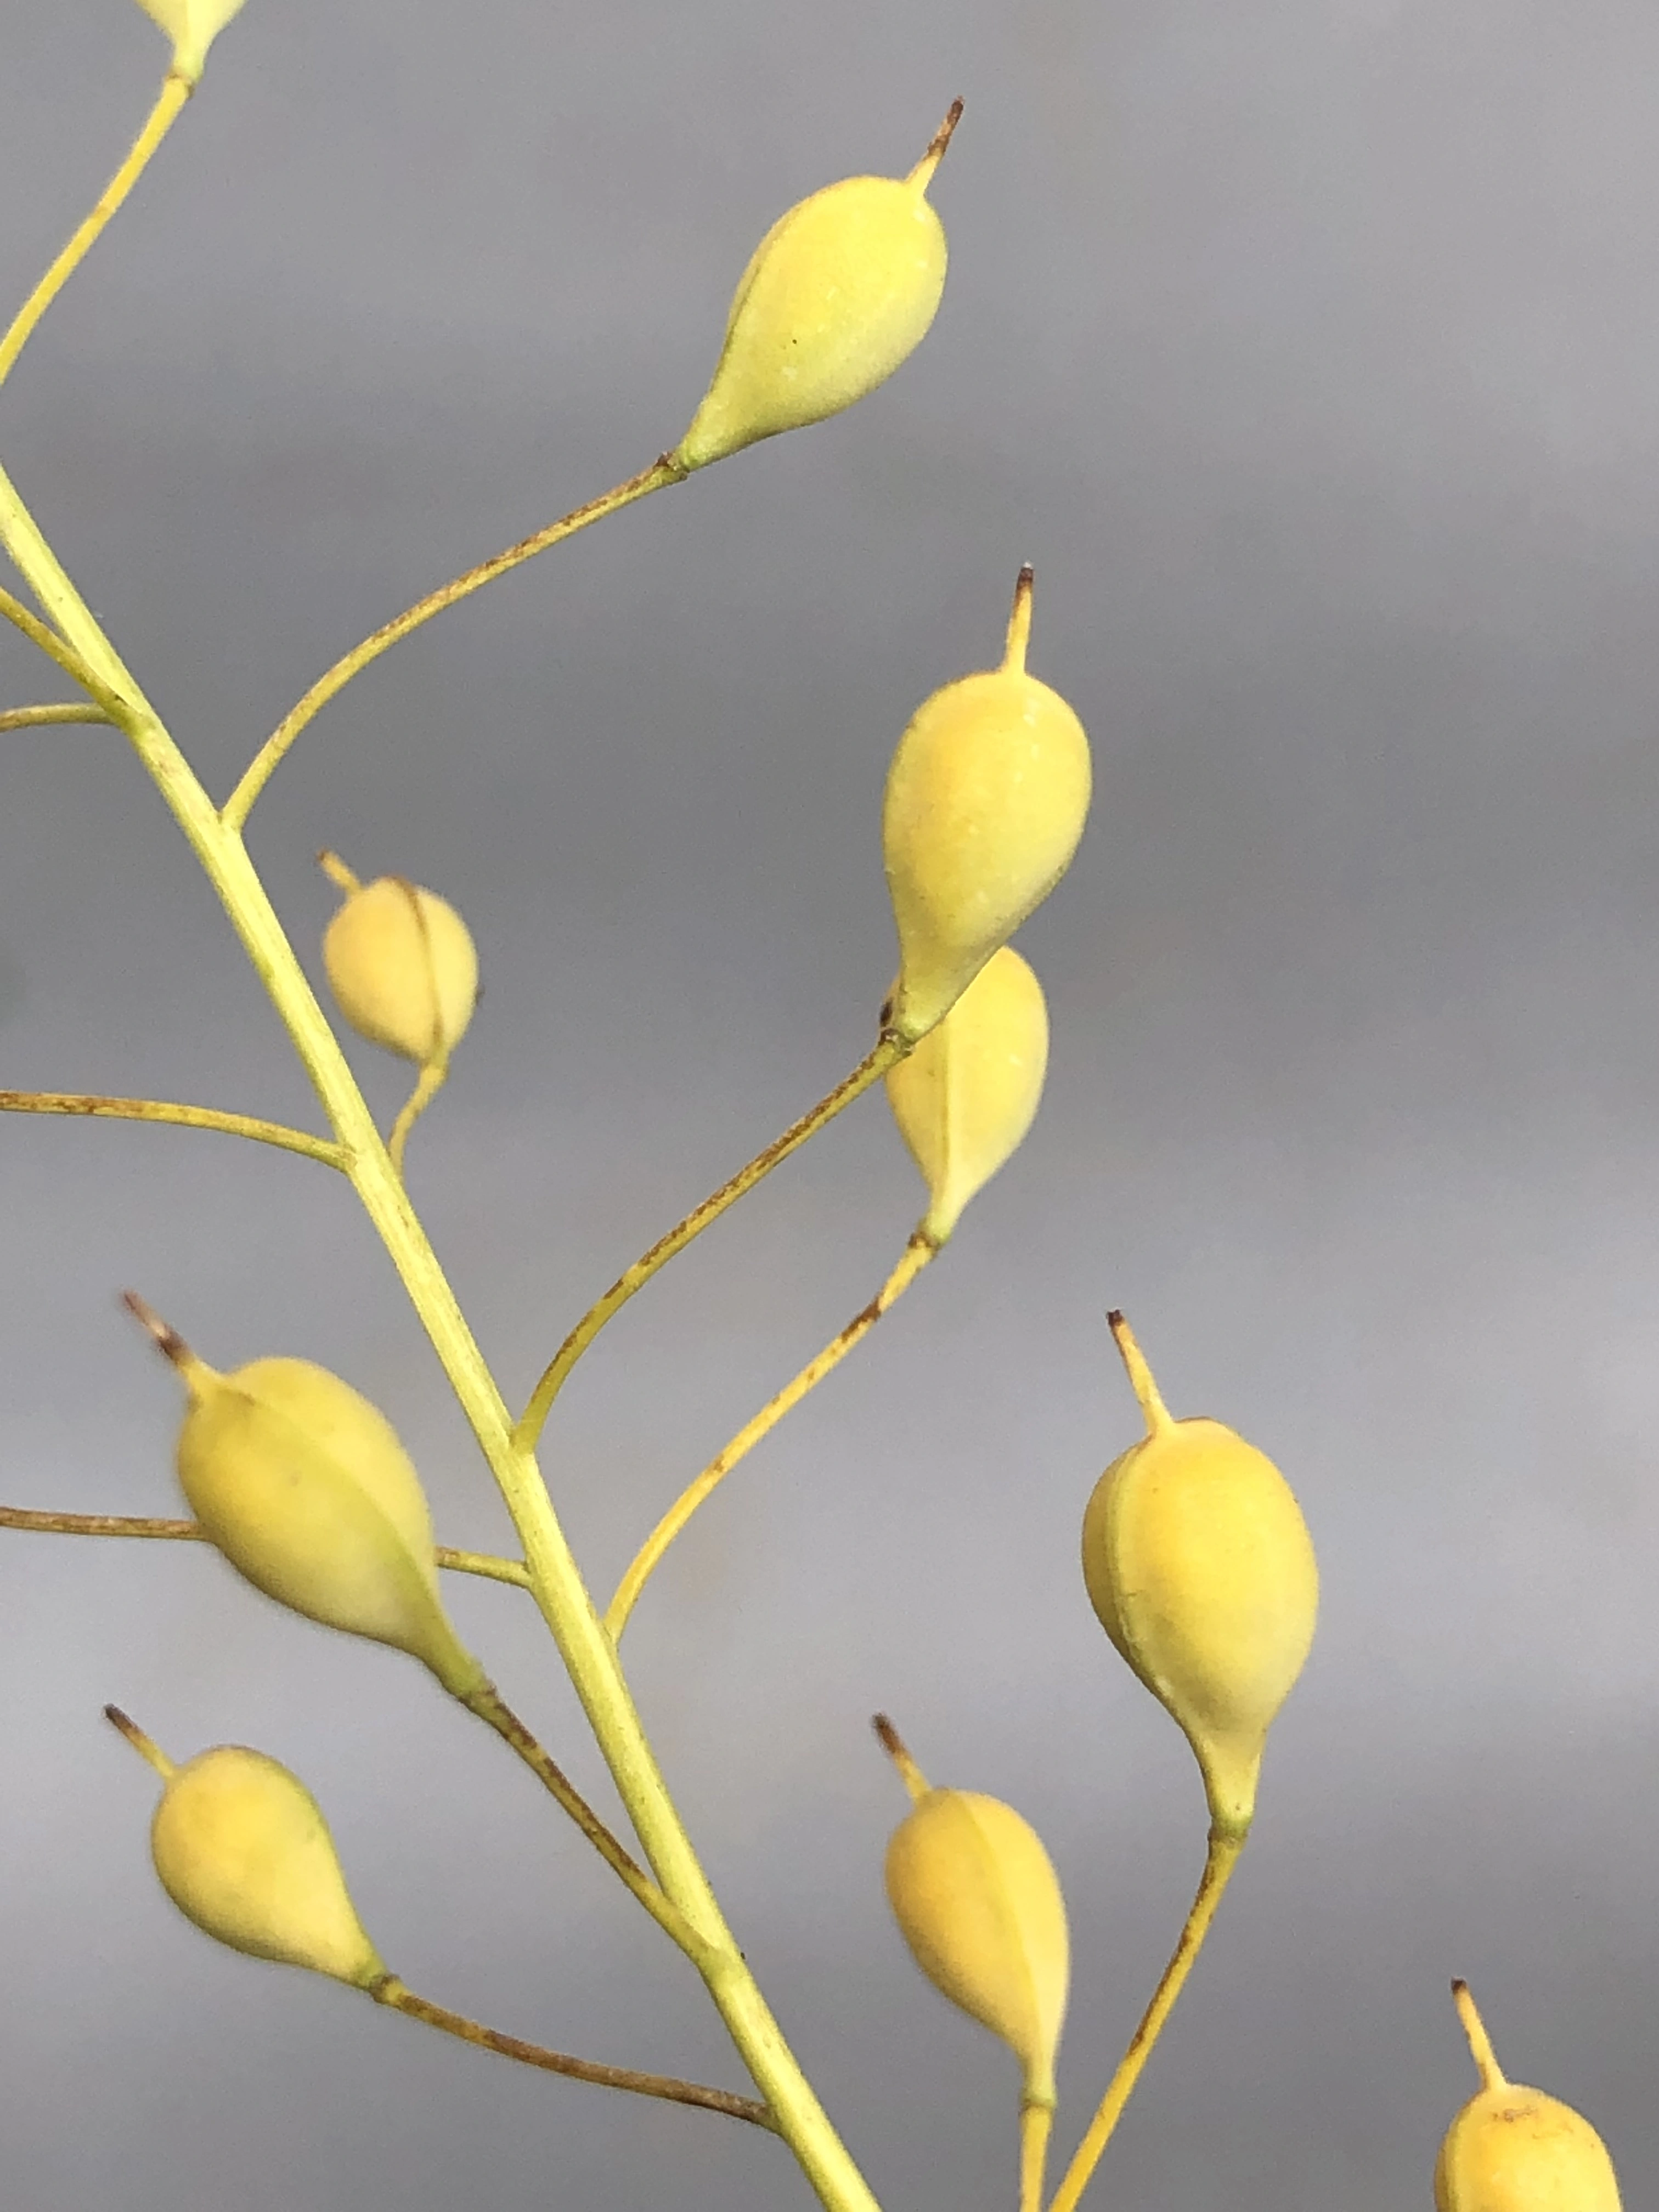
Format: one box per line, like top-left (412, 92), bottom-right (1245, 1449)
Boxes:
top-left (516, 1032), bottom-right (909, 1457)
top-left (222, 454), bottom-right (689, 830)
top-left (0, 583), bottom-right (126, 714)
top-left (0, 701), bottom-right (114, 732)
top-left (0, 1504), bottom-right (529, 1588)
top-left (1046, 1830), bottom-right (1244, 2212)
top-left (0, 74), bottom-right (192, 393)
top-left (606, 1228), bottom-right (936, 1640)
top-left (0, 1088), bottom-right (346, 1169)
top-left (369, 1976), bottom-right (779, 2132)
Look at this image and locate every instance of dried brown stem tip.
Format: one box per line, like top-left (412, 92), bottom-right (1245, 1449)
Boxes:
top-left (927, 98), bottom-right (965, 163)
top-left (120, 1290), bottom-right (189, 1368)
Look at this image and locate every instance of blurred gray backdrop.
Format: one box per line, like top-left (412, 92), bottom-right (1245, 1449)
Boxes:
top-left (4, 1), bottom-right (1659, 2208)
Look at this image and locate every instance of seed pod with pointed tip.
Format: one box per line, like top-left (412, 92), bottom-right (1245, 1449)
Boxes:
top-left (127, 1295), bottom-right (487, 1699)
top-left (133, 0), bottom-right (245, 82)
top-left (885, 945), bottom-right (1049, 1242)
top-left (1436, 1980), bottom-right (1622, 2212)
top-left (320, 854), bottom-right (479, 1067)
top-left (883, 568), bottom-right (1091, 1044)
top-left (109, 1712), bottom-right (386, 1989)
top-left (876, 1717), bottom-right (1069, 2109)
top-left (674, 103), bottom-right (960, 473)
top-left (1081, 1314), bottom-right (1317, 1838)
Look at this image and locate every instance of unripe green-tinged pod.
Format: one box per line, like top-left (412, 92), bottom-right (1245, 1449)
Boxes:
top-left (133, 0), bottom-right (245, 82)
top-left (675, 102), bottom-right (960, 472)
top-left (885, 945), bottom-right (1049, 1241)
top-left (126, 1295), bottom-right (486, 1699)
top-left (1435, 1980), bottom-right (1622, 2212)
top-left (876, 1717), bottom-right (1069, 2109)
top-left (1081, 1313), bottom-right (1317, 1837)
top-left (108, 1710), bottom-right (386, 1989)
top-left (320, 853), bottom-right (479, 1067)
top-left (883, 568), bottom-right (1091, 1043)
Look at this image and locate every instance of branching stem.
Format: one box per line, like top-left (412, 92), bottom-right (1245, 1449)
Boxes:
top-left (0, 1505), bottom-right (528, 1588)
top-left (0, 1088), bottom-right (346, 1169)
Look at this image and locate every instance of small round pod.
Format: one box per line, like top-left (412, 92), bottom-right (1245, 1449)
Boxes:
top-left (675, 102), bottom-right (960, 473)
top-left (126, 1295), bottom-right (487, 1700)
top-left (876, 1718), bottom-right (1069, 2111)
top-left (885, 945), bottom-right (1049, 1242)
top-left (1081, 1314), bottom-right (1317, 1838)
top-left (320, 853), bottom-right (479, 1066)
top-left (108, 1710), bottom-right (385, 1989)
top-left (883, 568), bottom-right (1091, 1044)
top-left (1435, 1980), bottom-right (1622, 2212)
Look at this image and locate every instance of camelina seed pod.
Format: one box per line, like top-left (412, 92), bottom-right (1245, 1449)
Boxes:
top-left (108, 1709), bottom-right (386, 1989)
top-left (885, 945), bottom-right (1049, 1242)
top-left (1435, 1980), bottom-right (1622, 2212)
top-left (133, 0), bottom-right (245, 82)
top-left (874, 1716), bottom-right (1069, 2112)
top-left (1081, 1313), bottom-right (1317, 1838)
top-left (126, 1294), bottom-right (487, 1699)
top-left (320, 852), bottom-right (479, 1067)
top-left (674, 102), bottom-right (960, 472)
top-left (882, 567), bottom-right (1091, 1044)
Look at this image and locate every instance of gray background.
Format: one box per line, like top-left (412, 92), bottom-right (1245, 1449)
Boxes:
top-left (3, 1), bottom-right (1658, 2207)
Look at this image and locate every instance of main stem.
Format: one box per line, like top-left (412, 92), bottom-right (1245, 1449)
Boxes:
top-left (0, 461), bottom-right (882, 2212)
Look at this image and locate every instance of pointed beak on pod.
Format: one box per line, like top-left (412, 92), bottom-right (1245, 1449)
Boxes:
top-left (108, 1708), bottom-right (387, 1989)
top-left (885, 945), bottom-right (1049, 1243)
top-left (125, 1293), bottom-right (487, 1699)
top-left (1435, 1980), bottom-right (1623, 2212)
top-left (874, 1716), bottom-right (1069, 2112)
top-left (882, 568), bottom-right (1091, 1045)
top-left (319, 853), bottom-right (479, 1069)
top-left (1080, 1313), bottom-right (1317, 1839)
top-left (674, 101), bottom-right (961, 472)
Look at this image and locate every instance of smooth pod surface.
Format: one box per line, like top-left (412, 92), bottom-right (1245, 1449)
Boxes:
top-left (885, 945), bottom-right (1049, 1240)
top-left (176, 1351), bottom-right (486, 1696)
top-left (885, 1786), bottom-right (1069, 2104)
top-left (324, 875), bottom-right (478, 1064)
top-left (1081, 1329), bottom-right (1317, 1835)
top-left (675, 117), bottom-right (953, 473)
top-left (1435, 1982), bottom-right (1622, 2212)
top-left (883, 576), bottom-right (1090, 1042)
top-left (151, 1745), bottom-right (386, 1988)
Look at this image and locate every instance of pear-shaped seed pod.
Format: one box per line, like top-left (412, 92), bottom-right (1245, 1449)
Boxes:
top-left (877, 1718), bottom-right (1068, 2108)
top-left (321, 856), bottom-right (479, 1066)
top-left (885, 945), bottom-right (1049, 1242)
top-left (1081, 1314), bottom-right (1317, 1838)
top-left (1435, 1981), bottom-right (1622, 2212)
top-left (674, 103), bottom-right (959, 473)
top-left (127, 1297), bottom-right (486, 1699)
top-left (883, 569), bottom-right (1090, 1044)
top-left (109, 1713), bottom-right (386, 1988)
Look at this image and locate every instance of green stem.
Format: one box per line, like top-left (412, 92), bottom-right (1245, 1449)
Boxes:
top-left (0, 702), bottom-right (115, 732)
top-left (0, 1087), bottom-right (345, 1168)
top-left (0, 583), bottom-right (125, 713)
top-left (222, 454), bottom-right (687, 830)
top-left (515, 1033), bottom-right (908, 1455)
top-left (0, 458), bottom-right (883, 2212)
top-left (369, 1976), bottom-right (779, 2132)
top-left (0, 1504), bottom-right (528, 1588)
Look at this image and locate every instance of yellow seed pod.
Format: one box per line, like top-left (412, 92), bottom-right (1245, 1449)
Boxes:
top-left (882, 568), bottom-right (1091, 1044)
top-left (126, 1295), bottom-right (487, 1700)
top-left (133, 0), bottom-right (245, 83)
top-left (109, 1711), bottom-right (386, 1989)
top-left (885, 946), bottom-right (1049, 1242)
top-left (876, 1718), bottom-right (1069, 2108)
top-left (320, 853), bottom-right (479, 1066)
top-left (674, 103), bottom-right (960, 473)
top-left (1080, 1314), bottom-right (1317, 1838)
top-left (1435, 1980), bottom-right (1622, 2212)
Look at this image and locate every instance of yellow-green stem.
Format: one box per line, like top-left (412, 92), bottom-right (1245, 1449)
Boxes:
top-left (0, 1087), bottom-right (345, 1168)
top-left (607, 1231), bottom-right (935, 1639)
top-left (1021, 2100), bottom-right (1054, 2212)
top-left (223, 455), bottom-right (687, 828)
top-left (516, 1033), bottom-right (907, 1455)
top-left (0, 1502), bottom-right (529, 1587)
top-left (0, 458), bottom-right (882, 2212)
top-left (0, 583), bottom-right (125, 713)
top-left (369, 1976), bottom-right (778, 2131)
top-left (1046, 1830), bottom-right (1244, 2212)
top-left (390, 1054), bottom-right (448, 1176)
top-left (0, 702), bottom-right (114, 732)
top-left (0, 75), bottom-right (191, 392)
